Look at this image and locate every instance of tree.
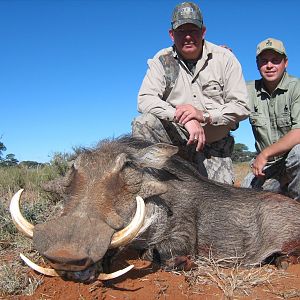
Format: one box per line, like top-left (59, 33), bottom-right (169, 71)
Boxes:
top-left (232, 143), bottom-right (256, 162)
top-left (0, 141), bottom-right (7, 158)
top-left (19, 161), bottom-right (44, 168)
top-left (0, 140), bottom-right (19, 166)
top-left (0, 153), bottom-right (19, 167)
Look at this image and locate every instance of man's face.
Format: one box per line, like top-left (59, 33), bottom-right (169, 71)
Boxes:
top-left (257, 50), bottom-right (288, 85)
top-left (169, 23), bottom-right (206, 60)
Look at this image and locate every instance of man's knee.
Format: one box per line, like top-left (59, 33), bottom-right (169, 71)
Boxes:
top-left (131, 113), bottom-right (171, 143)
top-left (132, 113), bottom-right (160, 129)
top-left (204, 157), bottom-right (234, 184)
top-left (132, 113), bottom-right (160, 140)
top-left (241, 172), bottom-right (255, 188)
top-left (286, 144), bottom-right (300, 167)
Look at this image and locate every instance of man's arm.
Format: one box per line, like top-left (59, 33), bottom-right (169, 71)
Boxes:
top-left (208, 53), bottom-right (250, 128)
top-left (252, 128), bottom-right (300, 177)
top-left (138, 57), bottom-right (176, 121)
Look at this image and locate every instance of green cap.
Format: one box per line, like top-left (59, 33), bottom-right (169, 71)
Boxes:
top-left (171, 2), bottom-right (203, 30)
top-left (256, 38), bottom-right (287, 57)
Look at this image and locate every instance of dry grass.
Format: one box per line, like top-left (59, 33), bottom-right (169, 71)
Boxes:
top-left (0, 261), bottom-right (43, 296)
top-left (0, 163), bottom-right (67, 297)
top-left (269, 288), bottom-right (300, 299)
top-left (182, 254), bottom-right (290, 299)
top-left (233, 162), bottom-right (251, 186)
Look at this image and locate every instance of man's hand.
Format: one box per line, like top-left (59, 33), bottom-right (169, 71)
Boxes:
top-left (219, 45), bottom-right (233, 52)
top-left (175, 104), bottom-right (204, 125)
top-left (251, 152), bottom-right (268, 178)
top-left (251, 129), bottom-right (300, 179)
top-left (184, 119), bottom-right (206, 151)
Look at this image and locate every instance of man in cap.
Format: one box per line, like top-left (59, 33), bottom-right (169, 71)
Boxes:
top-left (242, 38), bottom-right (300, 200)
top-left (132, 2), bottom-right (250, 184)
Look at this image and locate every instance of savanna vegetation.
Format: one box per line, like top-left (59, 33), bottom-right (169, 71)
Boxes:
top-left (0, 154), bottom-right (72, 296)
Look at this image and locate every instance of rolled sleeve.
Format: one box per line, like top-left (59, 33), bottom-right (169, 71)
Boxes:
top-left (210, 54), bottom-right (250, 127)
top-left (291, 81), bottom-right (300, 129)
top-left (138, 57), bottom-right (176, 121)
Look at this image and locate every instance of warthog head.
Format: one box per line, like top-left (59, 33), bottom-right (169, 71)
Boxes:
top-left (10, 137), bottom-right (178, 281)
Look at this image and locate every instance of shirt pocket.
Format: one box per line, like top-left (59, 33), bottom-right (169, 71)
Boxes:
top-left (277, 117), bottom-right (292, 133)
top-left (202, 80), bottom-right (224, 106)
top-left (249, 116), bottom-right (267, 127)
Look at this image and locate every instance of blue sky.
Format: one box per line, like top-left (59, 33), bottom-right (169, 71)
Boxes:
top-left (1, 0), bottom-right (300, 163)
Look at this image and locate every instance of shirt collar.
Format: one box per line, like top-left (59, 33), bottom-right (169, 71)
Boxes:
top-left (276, 71), bottom-right (289, 90)
top-left (172, 41), bottom-right (211, 75)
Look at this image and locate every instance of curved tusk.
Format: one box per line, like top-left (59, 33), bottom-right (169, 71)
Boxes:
top-left (20, 253), bottom-right (134, 281)
top-left (97, 265), bottom-right (134, 280)
top-left (109, 195), bottom-right (146, 248)
top-left (20, 253), bottom-right (60, 277)
top-left (9, 189), bottom-right (34, 238)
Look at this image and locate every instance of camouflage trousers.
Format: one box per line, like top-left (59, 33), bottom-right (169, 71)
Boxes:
top-left (241, 144), bottom-right (300, 201)
top-left (131, 113), bottom-right (235, 185)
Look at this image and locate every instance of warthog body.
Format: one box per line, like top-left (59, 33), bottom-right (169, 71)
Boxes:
top-left (15, 137), bottom-right (300, 280)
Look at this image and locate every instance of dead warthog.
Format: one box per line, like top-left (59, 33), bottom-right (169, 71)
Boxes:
top-left (10, 136), bottom-right (300, 282)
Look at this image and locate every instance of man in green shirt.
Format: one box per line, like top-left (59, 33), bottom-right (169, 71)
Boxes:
top-left (242, 38), bottom-right (300, 200)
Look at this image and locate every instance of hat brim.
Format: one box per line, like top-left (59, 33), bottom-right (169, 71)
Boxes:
top-left (256, 47), bottom-right (286, 57)
top-left (172, 19), bottom-right (202, 30)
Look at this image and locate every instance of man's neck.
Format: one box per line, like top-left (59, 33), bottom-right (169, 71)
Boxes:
top-left (174, 44), bottom-right (203, 63)
top-left (262, 80), bottom-right (278, 94)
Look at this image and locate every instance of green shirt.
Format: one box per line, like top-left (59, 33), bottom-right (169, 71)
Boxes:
top-left (247, 72), bottom-right (300, 161)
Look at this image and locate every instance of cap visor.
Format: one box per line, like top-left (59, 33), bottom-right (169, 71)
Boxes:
top-left (173, 19), bottom-right (202, 29)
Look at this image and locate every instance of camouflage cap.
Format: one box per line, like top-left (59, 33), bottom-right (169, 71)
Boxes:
top-left (256, 38), bottom-right (287, 57)
top-left (171, 2), bottom-right (203, 30)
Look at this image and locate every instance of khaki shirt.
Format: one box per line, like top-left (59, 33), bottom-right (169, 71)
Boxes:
top-left (247, 72), bottom-right (300, 161)
top-left (137, 41), bottom-right (250, 143)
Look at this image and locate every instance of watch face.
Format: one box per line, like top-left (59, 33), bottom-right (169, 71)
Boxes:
top-left (203, 112), bottom-right (210, 124)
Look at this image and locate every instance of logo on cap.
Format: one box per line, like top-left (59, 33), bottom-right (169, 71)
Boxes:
top-left (266, 40), bottom-right (272, 46)
top-left (171, 2), bottom-right (203, 30)
top-left (181, 7), bottom-right (194, 14)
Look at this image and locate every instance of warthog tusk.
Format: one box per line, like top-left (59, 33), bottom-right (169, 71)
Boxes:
top-left (110, 195), bottom-right (146, 248)
top-left (97, 265), bottom-right (134, 281)
top-left (13, 190), bottom-right (142, 280)
top-left (9, 189), bottom-right (34, 238)
top-left (20, 253), bottom-right (60, 276)
top-left (20, 253), bottom-right (134, 280)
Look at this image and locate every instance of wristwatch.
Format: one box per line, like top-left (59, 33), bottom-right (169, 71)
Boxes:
top-left (202, 111), bottom-right (211, 125)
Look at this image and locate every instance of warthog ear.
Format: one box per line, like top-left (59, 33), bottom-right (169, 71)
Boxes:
top-left (42, 166), bottom-right (75, 195)
top-left (111, 153), bottom-right (128, 173)
top-left (140, 180), bottom-right (168, 198)
top-left (133, 143), bottom-right (178, 169)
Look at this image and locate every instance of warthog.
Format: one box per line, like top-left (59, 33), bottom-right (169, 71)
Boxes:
top-left (10, 136), bottom-right (300, 282)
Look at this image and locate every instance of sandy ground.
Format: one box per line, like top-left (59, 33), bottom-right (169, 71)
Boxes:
top-left (4, 247), bottom-right (300, 300)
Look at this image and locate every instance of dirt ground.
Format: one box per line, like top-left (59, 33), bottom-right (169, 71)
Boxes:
top-left (4, 247), bottom-right (300, 300)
